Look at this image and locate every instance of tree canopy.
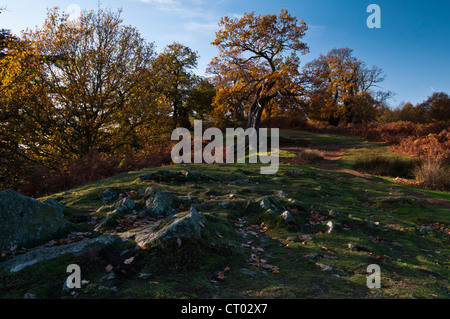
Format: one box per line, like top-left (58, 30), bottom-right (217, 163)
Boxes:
top-left (303, 47), bottom-right (388, 126)
top-left (208, 9), bottom-right (309, 130)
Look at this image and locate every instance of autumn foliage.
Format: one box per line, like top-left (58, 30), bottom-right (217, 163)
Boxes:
top-left (0, 7), bottom-right (204, 196)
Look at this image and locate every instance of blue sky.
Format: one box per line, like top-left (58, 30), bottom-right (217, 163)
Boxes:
top-left (1, 0), bottom-right (449, 107)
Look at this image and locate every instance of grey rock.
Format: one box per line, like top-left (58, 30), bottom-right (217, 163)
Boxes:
top-left (315, 263), bottom-right (333, 273)
top-left (258, 195), bottom-right (285, 214)
top-left (304, 253), bottom-right (319, 259)
top-left (99, 188), bottom-right (119, 203)
top-left (274, 190), bottom-right (288, 199)
top-left (286, 198), bottom-right (305, 211)
top-left (329, 209), bottom-right (343, 217)
top-left (239, 268), bottom-right (256, 276)
top-left (43, 198), bottom-right (66, 213)
top-left (0, 190), bottom-right (69, 251)
top-left (102, 273), bottom-right (116, 281)
top-left (281, 211), bottom-right (295, 224)
top-left (121, 206), bottom-right (206, 247)
top-left (419, 225), bottom-right (434, 235)
top-left (1, 235), bottom-right (117, 273)
top-left (139, 186), bottom-right (158, 199)
top-left (326, 221), bottom-right (335, 233)
top-left (115, 197), bottom-right (135, 213)
top-left (95, 197), bottom-right (135, 231)
top-left (144, 190), bottom-right (177, 217)
top-left (219, 201), bottom-right (231, 208)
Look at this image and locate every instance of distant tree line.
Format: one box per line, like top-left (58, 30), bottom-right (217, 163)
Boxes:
top-left (380, 92), bottom-right (450, 124)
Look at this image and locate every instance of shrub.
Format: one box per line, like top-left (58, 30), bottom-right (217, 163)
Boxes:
top-left (413, 158), bottom-right (450, 189)
top-left (18, 148), bottom-right (173, 198)
top-left (288, 148), bottom-right (325, 164)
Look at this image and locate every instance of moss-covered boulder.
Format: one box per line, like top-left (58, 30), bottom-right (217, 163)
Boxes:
top-left (0, 190), bottom-right (69, 250)
top-left (122, 206), bottom-right (206, 247)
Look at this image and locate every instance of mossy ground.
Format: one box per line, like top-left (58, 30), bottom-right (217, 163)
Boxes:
top-left (0, 130), bottom-right (448, 299)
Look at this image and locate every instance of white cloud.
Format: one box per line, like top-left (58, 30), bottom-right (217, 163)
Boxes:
top-left (185, 21), bottom-right (219, 34)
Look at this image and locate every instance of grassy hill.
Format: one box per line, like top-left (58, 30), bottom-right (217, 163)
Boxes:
top-left (0, 130), bottom-right (448, 299)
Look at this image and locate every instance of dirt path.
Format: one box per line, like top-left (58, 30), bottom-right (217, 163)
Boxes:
top-left (279, 134), bottom-right (450, 209)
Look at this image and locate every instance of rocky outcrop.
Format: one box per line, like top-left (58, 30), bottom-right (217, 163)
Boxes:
top-left (0, 190), bottom-right (69, 250)
top-left (0, 235), bottom-right (117, 273)
top-left (95, 197), bottom-right (136, 231)
top-left (121, 206), bottom-right (206, 247)
top-left (142, 190), bottom-right (178, 217)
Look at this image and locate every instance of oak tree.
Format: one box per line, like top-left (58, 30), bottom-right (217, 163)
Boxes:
top-left (209, 9), bottom-right (309, 132)
top-left (303, 48), bottom-right (387, 126)
top-left (151, 42), bottom-right (200, 128)
top-left (22, 6), bottom-right (155, 158)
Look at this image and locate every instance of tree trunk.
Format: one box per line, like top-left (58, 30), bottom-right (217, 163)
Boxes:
top-left (247, 85), bottom-right (265, 134)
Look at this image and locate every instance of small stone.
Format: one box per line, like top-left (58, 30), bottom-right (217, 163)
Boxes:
top-left (326, 221), bottom-right (335, 233)
top-left (274, 190), bottom-right (288, 198)
top-left (219, 201), bottom-right (231, 208)
top-left (281, 211), bottom-right (295, 224)
top-left (315, 263), bottom-right (333, 273)
top-left (239, 268), bottom-right (256, 276)
top-left (419, 226), bottom-right (434, 235)
top-left (102, 273), bottom-right (116, 281)
top-left (329, 209), bottom-right (342, 217)
top-left (99, 188), bottom-right (119, 203)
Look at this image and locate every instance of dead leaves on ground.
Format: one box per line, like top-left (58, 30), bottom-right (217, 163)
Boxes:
top-left (308, 209), bottom-right (326, 226)
top-left (233, 217), bottom-right (280, 275)
top-left (250, 254), bottom-right (280, 274)
top-left (115, 214), bottom-right (155, 233)
top-left (1, 232), bottom-right (90, 257)
top-left (212, 266), bottom-right (231, 283)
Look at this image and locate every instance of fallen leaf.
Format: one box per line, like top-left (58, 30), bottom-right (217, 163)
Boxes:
top-left (224, 266), bottom-right (231, 272)
top-left (124, 257), bottom-right (135, 265)
top-left (217, 272), bottom-right (226, 280)
top-left (105, 264), bottom-right (113, 273)
top-left (177, 238), bottom-right (182, 247)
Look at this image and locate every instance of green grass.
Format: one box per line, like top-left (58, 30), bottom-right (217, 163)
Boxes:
top-left (353, 154), bottom-right (417, 178)
top-left (1, 130), bottom-right (449, 299)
